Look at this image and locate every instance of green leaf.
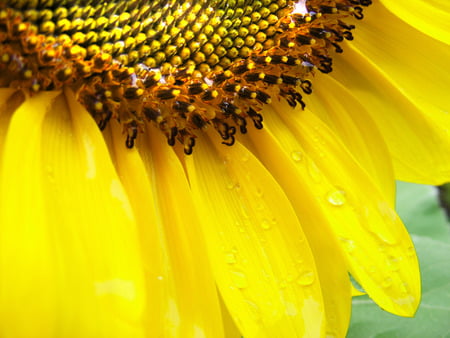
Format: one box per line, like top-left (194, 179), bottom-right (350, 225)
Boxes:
top-left (348, 182), bottom-right (450, 338)
top-left (395, 182), bottom-right (450, 243)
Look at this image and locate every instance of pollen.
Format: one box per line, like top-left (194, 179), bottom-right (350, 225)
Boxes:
top-left (0, 0), bottom-right (371, 153)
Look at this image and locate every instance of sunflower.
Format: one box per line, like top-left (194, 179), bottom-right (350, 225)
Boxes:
top-left (0, 0), bottom-right (449, 337)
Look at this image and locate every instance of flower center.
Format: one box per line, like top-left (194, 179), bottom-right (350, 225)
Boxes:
top-left (0, 0), bottom-right (371, 154)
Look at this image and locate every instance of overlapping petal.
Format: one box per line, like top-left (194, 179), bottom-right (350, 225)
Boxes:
top-left (350, 1), bottom-right (450, 116)
top-left (106, 117), bottom-right (224, 337)
top-left (1, 88), bottom-right (227, 337)
top-left (328, 14), bottom-right (450, 184)
top-left (380, 0), bottom-right (450, 45)
top-left (240, 123), bottom-right (352, 337)
top-left (0, 91), bottom-right (149, 337)
top-left (259, 103), bottom-right (421, 317)
top-left (304, 75), bottom-right (396, 205)
top-left (186, 133), bottom-right (326, 337)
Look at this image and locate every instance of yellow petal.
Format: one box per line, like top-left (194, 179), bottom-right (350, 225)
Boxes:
top-left (380, 0), bottom-right (450, 45)
top-left (269, 103), bottom-right (420, 317)
top-left (330, 40), bottom-right (450, 184)
top-left (0, 90), bottom-right (148, 337)
top-left (186, 132), bottom-right (325, 338)
top-left (240, 123), bottom-right (352, 337)
top-left (352, 1), bottom-right (450, 116)
top-left (220, 295), bottom-right (242, 338)
top-left (305, 74), bottom-right (395, 205)
top-left (106, 119), bottom-right (224, 337)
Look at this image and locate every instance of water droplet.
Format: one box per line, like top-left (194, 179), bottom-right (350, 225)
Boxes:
top-left (286, 274), bottom-right (295, 282)
top-left (340, 238), bottom-right (356, 253)
top-left (235, 183), bottom-right (241, 191)
top-left (382, 277), bottom-right (393, 288)
top-left (307, 159), bottom-right (322, 183)
top-left (223, 154), bottom-right (231, 164)
top-left (243, 299), bottom-right (261, 318)
top-left (235, 221), bottom-right (245, 233)
top-left (226, 180), bottom-right (236, 190)
top-left (255, 187), bottom-right (264, 197)
top-left (230, 271), bottom-right (248, 289)
top-left (373, 231), bottom-right (397, 245)
top-left (394, 294), bottom-right (415, 306)
top-left (285, 302), bottom-right (298, 316)
top-left (225, 253), bottom-right (237, 264)
top-left (297, 271), bottom-right (315, 286)
top-left (46, 165), bottom-right (55, 182)
top-left (377, 201), bottom-right (398, 222)
top-left (407, 246), bottom-right (415, 257)
top-left (400, 282), bottom-right (409, 293)
top-left (326, 189), bottom-right (346, 206)
top-left (240, 204), bottom-right (250, 219)
top-left (290, 151), bottom-right (303, 162)
top-left (386, 256), bottom-right (400, 271)
top-left (261, 219), bottom-right (271, 230)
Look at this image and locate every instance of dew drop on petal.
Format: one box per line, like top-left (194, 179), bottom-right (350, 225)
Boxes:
top-left (297, 271), bottom-right (315, 286)
top-left (235, 221), bottom-right (246, 233)
top-left (240, 204), bottom-right (251, 219)
top-left (261, 219), bottom-right (271, 230)
top-left (223, 154), bottom-right (231, 164)
top-left (401, 282), bottom-right (409, 294)
top-left (382, 277), bottom-right (393, 288)
top-left (225, 253), bottom-right (237, 264)
top-left (243, 299), bottom-right (261, 319)
top-left (386, 256), bottom-right (401, 271)
top-left (286, 273), bottom-right (295, 282)
top-left (226, 179), bottom-right (236, 190)
top-left (394, 295), bottom-right (416, 306)
top-left (326, 189), bottom-right (346, 206)
top-left (255, 187), bottom-right (264, 197)
top-left (231, 270), bottom-right (248, 289)
top-left (373, 231), bottom-right (397, 245)
top-left (407, 246), bottom-right (416, 257)
top-left (339, 237), bottom-right (356, 253)
top-left (285, 302), bottom-right (298, 316)
top-left (45, 165), bottom-right (55, 181)
top-left (307, 159), bottom-right (322, 183)
top-left (290, 150), bottom-right (303, 162)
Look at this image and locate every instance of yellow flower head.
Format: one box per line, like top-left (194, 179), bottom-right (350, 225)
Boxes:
top-left (1, 0), bottom-right (372, 152)
top-left (0, 0), bottom-right (449, 337)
